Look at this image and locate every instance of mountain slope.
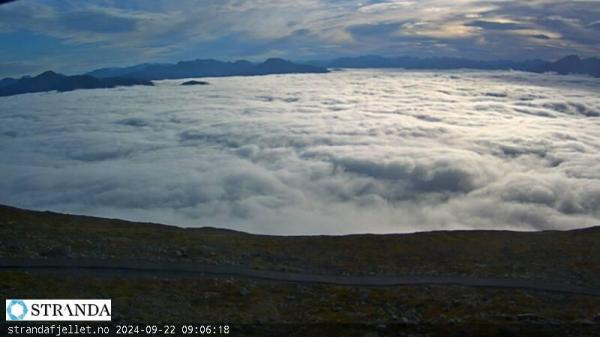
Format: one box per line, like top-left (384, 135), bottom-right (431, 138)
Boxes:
top-left (0, 204), bottom-right (599, 334)
top-left (0, 71), bottom-right (153, 97)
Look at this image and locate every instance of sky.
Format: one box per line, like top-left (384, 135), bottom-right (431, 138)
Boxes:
top-left (0, 0), bottom-right (599, 77)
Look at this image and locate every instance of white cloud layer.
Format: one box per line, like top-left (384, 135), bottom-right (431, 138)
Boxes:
top-left (0, 70), bottom-right (599, 234)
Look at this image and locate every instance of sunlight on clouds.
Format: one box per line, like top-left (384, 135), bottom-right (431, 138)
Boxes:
top-left (358, 1), bottom-right (417, 14)
top-left (1, 0), bottom-right (599, 75)
top-left (405, 22), bottom-right (480, 39)
top-left (514, 29), bottom-right (561, 40)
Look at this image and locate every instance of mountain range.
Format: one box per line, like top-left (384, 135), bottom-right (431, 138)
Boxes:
top-left (308, 55), bottom-right (600, 77)
top-left (0, 55), bottom-right (598, 97)
top-left (87, 58), bottom-right (328, 80)
top-left (0, 71), bottom-right (153, 97)
top-left (0, 58), bottom-right (328, 97)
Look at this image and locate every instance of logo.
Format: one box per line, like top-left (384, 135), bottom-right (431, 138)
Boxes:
top-left (6, 300), bottom-right (28, 321)
top-left (5, 300), bottom-right (111, 321)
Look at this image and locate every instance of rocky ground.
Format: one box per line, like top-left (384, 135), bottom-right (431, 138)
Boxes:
top-left (0, 204), bottom-right (599, 336)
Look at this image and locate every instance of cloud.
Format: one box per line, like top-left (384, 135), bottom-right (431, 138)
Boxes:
top-left (62, 9), bottom-right (137, 34)
top-left (0, 70), bottom-right (599, 234)
top-left (1, 0), bottom-right (600, 76)
top-left (0, 3), bottom-right (144, 40)
top-left (589, 21), bottom-right (600, 31)
top-left (347, 22), bottom-right (404, 38)
top-left (306, 149), bottom-right (501, 195)
top-left (0, 62), bottom-right (40, 77)
top-left (466, 20), bottom-right (528, 31)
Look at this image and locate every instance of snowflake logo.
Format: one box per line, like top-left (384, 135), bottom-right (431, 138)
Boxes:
top-left (6, 300), bottom-right (28, 321)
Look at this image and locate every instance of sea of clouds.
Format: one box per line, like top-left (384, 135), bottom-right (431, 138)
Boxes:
top-left (0, 70), bottom-right (599, 234)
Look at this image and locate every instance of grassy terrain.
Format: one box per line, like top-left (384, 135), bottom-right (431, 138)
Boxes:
top-left (1, 204), bottom-right (598, 285)
top-left (1, 204), bottom-right (599, 335)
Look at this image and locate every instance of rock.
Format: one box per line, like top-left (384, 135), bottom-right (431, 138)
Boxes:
top-left (239, 287), bottom-right (251, 297)
top-left (573, 319), bottom-right (594, 325)
top-left (516, 313), bottom-right (545, 322)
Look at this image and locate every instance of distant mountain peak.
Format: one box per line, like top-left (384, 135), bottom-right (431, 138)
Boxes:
top-left (264, 58), bottom-right (288, 64)
top-left (558, 55), bottom-right (581, 62)
top-left (555, 55), bottom-right (583, 68)
top-left (35, 70), bottom-right (60, 78)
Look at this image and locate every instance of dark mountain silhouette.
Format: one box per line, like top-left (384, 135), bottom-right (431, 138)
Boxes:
top-left (86, 63), bottom-right (159, 79)
top-left (0, 77), bottom-right (17, 88)
top-left (0, 71), bottom-right (153, 97)
top-left (2, 55), bottom-right (595, 98)
top-left (543, 55), bottom-right (600, 76)
top-left (87, 58), bottom-right (329, 80)
top-left (308, 55), bottom-right (600, 77)
top-left (181, 80), bottom-right (209, 86)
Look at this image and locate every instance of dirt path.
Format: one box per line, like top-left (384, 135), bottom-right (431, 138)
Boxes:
top-left (1, 258), bottom-right (598, 296)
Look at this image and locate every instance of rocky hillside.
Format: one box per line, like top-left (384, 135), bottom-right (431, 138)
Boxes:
top-left (0, 204), bottom-right (598, 336)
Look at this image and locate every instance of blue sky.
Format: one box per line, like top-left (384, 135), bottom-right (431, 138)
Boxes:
top-left (1, 0), bottom-right (599, 77)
